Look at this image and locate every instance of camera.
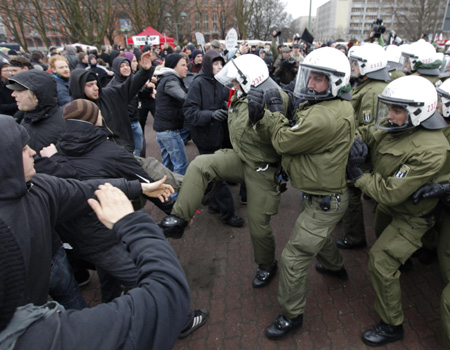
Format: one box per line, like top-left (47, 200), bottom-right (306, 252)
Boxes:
top-left (294, 33), bottom-right (301, 40)
top-left (372, 18), bottom-right (386, 38)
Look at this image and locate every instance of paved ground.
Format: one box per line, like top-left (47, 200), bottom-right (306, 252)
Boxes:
top-left (82, 117), bottom-right (445, 350)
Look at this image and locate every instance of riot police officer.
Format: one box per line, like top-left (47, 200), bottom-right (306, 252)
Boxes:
top-left (401, 40), bottom-right (442, 87)
top-left (348, 75), bottom-right (448, 346)
top-left (262, 47), bottom-right (356, 340)
top-left (337, 43), bottom-right (391, 250)
top-left (160, 54), bottom-right (291, 289)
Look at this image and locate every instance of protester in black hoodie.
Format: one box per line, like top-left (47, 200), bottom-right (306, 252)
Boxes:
top-left (0, 116), bottom-right (192, 348)
top-left (68, 51), bottom-right (154, 153)
top-left (108, 56), bottom-right (143, 156)
top-left (183, 50), bottom-right (245, 228)
top-left (7, 70), bottom-right (65, 152)
top-left (0, 114), bottom-right (161, 309)
top-left (38, 99), bottom-right (174, 301)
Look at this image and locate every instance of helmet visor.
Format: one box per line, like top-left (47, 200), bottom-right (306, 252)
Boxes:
top-left (350, 58), bottom-right (361, 78)
top-left (400, 54), bottom-right (412, 73)
top-left (293, 64), bottom-right (332, 100)
top-left (214, 59), bottom-right (240, 88)
top-left (438, 92), bottom-right (450, 118)
top-left (375, 97), bottom-right (414, 132)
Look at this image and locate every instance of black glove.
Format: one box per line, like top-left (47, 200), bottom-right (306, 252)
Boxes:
top-left (264, 88), bottom-right (284, 114)
top-left (247, 86), bottom-right (265, 125)
top-left (212, 109), bottom-right (228, 122)
top-left (346, 138), bottom-right (368, 182)
top-left (349, 138), bottom-right (368, 166)
top-left (412, 183), bottom-right (450, 204)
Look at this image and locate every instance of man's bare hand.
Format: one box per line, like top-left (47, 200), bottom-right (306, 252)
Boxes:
top-left (140, 51), bottom-right (152, 70)
top-left (40, 143), bottom-right (58, 158)
top-left (141, 176), bottom-right (174, 202)
top-left (88, 183), bottom-right (134, 230)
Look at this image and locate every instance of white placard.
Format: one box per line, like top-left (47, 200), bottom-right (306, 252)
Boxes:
top-left (226, 28), bottom-right (238, 51)
top-left (195, 32), bottom-right (205, 46)
top-left (133, 35), bottom-right (160, 46)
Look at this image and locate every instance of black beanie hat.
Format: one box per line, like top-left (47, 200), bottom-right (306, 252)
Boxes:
top-left (0, 218), bottom-right (26, 332)
top-left (165, 53), bottom-right (184, 69)
top-left (63, 99), bottom-right (99, 125)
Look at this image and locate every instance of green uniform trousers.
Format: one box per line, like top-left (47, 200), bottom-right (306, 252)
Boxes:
top-left (342, 183), bottom-right (366, 245)
top-left (278, 191), bottom-right (349, 319)
top-left (441, 283), bottom-right (450, 350)
top-left (438, 212), bottom-right (450, 350)
top-left (172, 149), bottom-right (280, 270)
top-left (369, 204), bottom-right (431, 325)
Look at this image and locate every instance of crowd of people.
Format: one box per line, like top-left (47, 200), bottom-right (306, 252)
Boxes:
top-left (1, 31), bottom-right (450, 349)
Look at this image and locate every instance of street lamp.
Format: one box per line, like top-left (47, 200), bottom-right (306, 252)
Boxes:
top-left (165, 12), bottom-right (187, 45)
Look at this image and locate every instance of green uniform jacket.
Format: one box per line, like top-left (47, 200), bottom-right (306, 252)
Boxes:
top-left (356, 126), bottom-right (449, 217)
top-left (266, 99), bottom-right (355, 195)
top-left (433, 125), bottom-right (450, 183)
top-left (227, 90), bottom-right (289, 168)
top-left (351, 79), bottom-right (388, 129)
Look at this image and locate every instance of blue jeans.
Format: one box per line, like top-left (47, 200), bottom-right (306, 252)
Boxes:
top-left (49, 246), bottom-right (89, 310)
top-left (156, 130), bottom-right (189, 175)
top-left (131, 120), bottom-right (144, 156)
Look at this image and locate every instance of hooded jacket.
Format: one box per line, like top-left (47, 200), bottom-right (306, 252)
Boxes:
top-left (69, 66), bottom-right (153, 152)
top-left (108, 57), bottom-right (139, 122)
top-left (64, 46), bottom-right (78, 71)
top-left (0, 115), bottom-right (142, 307)
top-left (9, 70), bottom-right (65, 152)
top-left (153, 68), bottom-right (187, 132)
top-left (183, 50), bottom-right (229, 152)
top-left (38, 120), bottom-right (173, 255)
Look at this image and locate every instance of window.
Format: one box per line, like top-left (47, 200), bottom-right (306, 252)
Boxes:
top-left (212, 11), bottom-right (218, 30)
top-left (195, 12), bottom-right (201, 30)
top-left (203, 13), bottom-right (209, 30)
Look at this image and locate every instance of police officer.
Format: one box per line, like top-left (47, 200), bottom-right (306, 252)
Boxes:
top-left (160, 54), bottom-right (291, 288)
top-left (337, 43), bottom-right (391, 250)
top-left (412, 78), bottom-right (450, 349)
top-left (385, 44), bottom-right (406, 80)
top-left (347, 75), bottom-right (448, 346)
top-left (401, 40), bottom-right (442, 87)
top-left (263, 47), bottom-right (355, 340)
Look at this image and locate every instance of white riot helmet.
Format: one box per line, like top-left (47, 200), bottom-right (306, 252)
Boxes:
top-left (385, 45), bottom-right (402, 71)
top-left (439, 51), bottom-right (450, 79)
top-left (437, 79), bottom-right (450, 118)
top-left (400, 41), bottom-right (440, 76)
top-left (214, 54), bottom-right (278, 94)
top-left (349, 43), bottom-right (391, 81)
top-left (294, 47), bottom-right (351, 100)
top-left (375, 75), bottom-right (447, 133)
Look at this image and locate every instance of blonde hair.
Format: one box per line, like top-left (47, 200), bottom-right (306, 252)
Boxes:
top-left (48, 55), bottom-right (68, 70)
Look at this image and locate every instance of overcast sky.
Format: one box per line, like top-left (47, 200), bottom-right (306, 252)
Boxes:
top-left (284, 0), bottom-right (329, 18)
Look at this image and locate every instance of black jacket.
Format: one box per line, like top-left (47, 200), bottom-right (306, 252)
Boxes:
top-left (69, 67), bottom-right (153, 152)
top-left (0, 115), bottom-right (142, 307)
top-left (10, 70), bottom-right (65, 152)
top-left (38, 120), bottom-right (170, 255)
top-left (153, 69), bottom-right (187, 132)
top-left (14, 211), bottom-right (191, 350)
top-left (108, 57), bottom-right (140, 122)
top-left (0, 62), bottom-right (18, 116)
top-left (183, 50), bottom-right (229, 152)
top-left (53, 74), bottom-right (72, 106)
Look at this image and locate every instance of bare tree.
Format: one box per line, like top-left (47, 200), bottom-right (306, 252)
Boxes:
top-left (217, 0), bottom-right (234, 39)
top-left (246, 0), bottom-right (292, 40)
top-left (0, 2), bottom-right (29, 50)
top-left (389, 0), bottom-right (446, 41)
top-left (235, 0), bottom-right (256, 39)
top-left (48, 0), bottom-right (112, 47)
